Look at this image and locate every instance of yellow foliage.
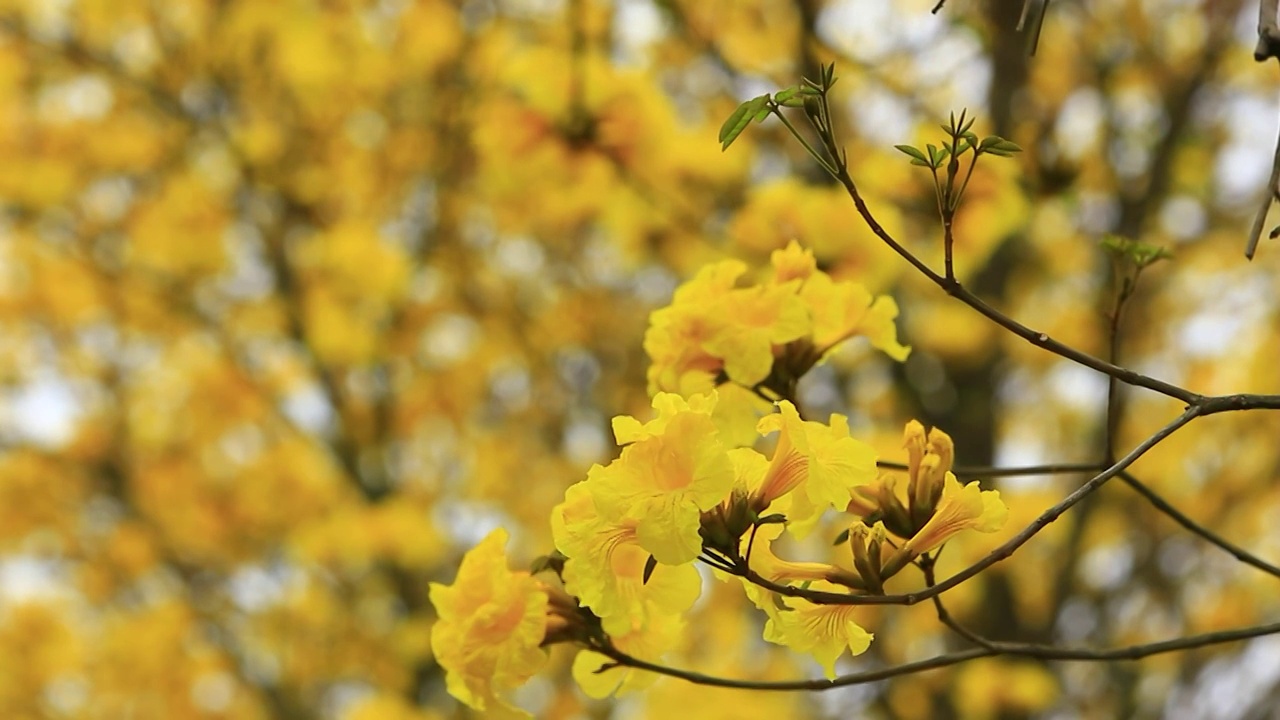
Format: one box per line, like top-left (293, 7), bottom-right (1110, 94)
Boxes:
top-left (0, 1), bottom-right (1273, 717)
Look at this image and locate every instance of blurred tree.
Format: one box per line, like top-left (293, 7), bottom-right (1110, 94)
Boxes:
top-left (0, 1), bottom-right (1278, 719)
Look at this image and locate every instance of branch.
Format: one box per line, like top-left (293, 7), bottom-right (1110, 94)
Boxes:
top-left (1256, 0), bottom-right (1280, 61)
top-left (806, 122), bottom-right (1201, 405)
top-left (596, 617), bottom-right (1280, 691)
top-left (1246, 102), bottom-right (1280, 259)
top-left (1238, 0), bottom-right (1278, 257)
top-left (876, 460), bottom-right (1103, 479)
top-left (596, 644), bottom-right (994, 691)
top-left (727, 406), bottom-right (1199, 606)
top-left (1118, 470), bottom-right (1280, 579)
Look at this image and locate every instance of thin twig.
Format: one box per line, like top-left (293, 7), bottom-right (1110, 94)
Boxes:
top-left (876, 460), bottom-right (1103, 478)
top-left (922, 560), bottom-right (997, 649)
top-left (808, 123), bottom-right (1201, 405)
top-left (1248, 0), bottom-right (1280, 257)
top-left (595, 617), bottom-right (1280, 691)
top-left (1246, 104), bottom-right (1280, 259)
top-left (733, 407), bottom-right (1199, 606)
top-left (1255, 0), bottom-right (1280, 61)
top-left (1118, 470), bottom-right (1280, 579)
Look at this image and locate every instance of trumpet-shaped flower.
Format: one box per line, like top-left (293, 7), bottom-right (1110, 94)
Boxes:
top-left (770, 240), bottom-right (818, 283)
top-left (551, 483), bottom-right (701, 636)
top-left (899, 472), bottom-right (1008, 558)
top-left (703, 282), bottom-right (812, 386)
top-left (846, 420), bottom-right (966, 540)
top-left (571, 609), bottom-right (685, 698)
top-left (611, 391), bottom-right (718, 445)
top-left (754, 401), bottom-right (878, 532)
top-left (763, 585), bottom-right (874, 679)
top-left (588, 410), bottom-right (736, 565)
top-left (736, 523), bottom-right (849, 617)
top-left (644, 261), bottom-right (746, 394)
top-left (644, 244), bottom-right (908, 399)
top-left (429, 529), bottom-right (549, 717)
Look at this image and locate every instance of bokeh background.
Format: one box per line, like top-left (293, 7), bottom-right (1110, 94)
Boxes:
top-left (2, 0), bottom-right (1280, 717)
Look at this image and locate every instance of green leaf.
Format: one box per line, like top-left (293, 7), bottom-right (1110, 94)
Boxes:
top-left (642, 554), bottom-right (659, 584)
top-left (894, 144), bottom-right (929, 164)
top-left (755, 513), bottom-right (787, 525)
top-left (719, 94), bottom-right (771, 151)
top-left (832, 528), bottom-right (851, 546)
top-left (928, 144), bottom-right (951, 167)
top-left (979, 136), bottom-right (1022, 155)
top-left (822, 62), bottom-right (838, 88)
top-left (1101, 234), bottom-right (1172, 268)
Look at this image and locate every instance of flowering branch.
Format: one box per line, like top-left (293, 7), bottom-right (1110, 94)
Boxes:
top-left (593, 612), bottom-right (1280, 692)
top-left (723, 405), bottom-right (1199, 606)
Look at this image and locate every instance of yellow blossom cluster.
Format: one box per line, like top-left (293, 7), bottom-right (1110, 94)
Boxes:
top-left (428, 248), bottom-right (1010, 712)
top-left (645, 241), bottom-right (910, 398)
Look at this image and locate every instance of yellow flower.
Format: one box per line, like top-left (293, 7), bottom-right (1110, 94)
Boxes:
top-left (571, 610), bottom-right (685, 698)
top-left (770, 240), bottom-right (818, 283)
top-left (736, 523), bottom-right (846, 617)
top-left (704, 282), bottom-right (811, 386)
top-left (899, 472), bottom-right (1008, 558)
top-left (644, 247), bottom-right (908, 397)
top-left (644, 261), bottom-right (746, 393)
top-left (753, 401), bottom-right (878, 532)
top-left (428, 529), bottom-right (549, 717)
top-left (763, 584), bottom-right (873, 679)
top-left (611, 391), bottom-right (718, 445)
top-left (551, 484), bottom-right (701, 637)
top-left (800, 271), bottom-right (910, 361)
top-left (846, 420), bottom-right (965, 541)
top-left (589, 410), bottom-right (736, 565)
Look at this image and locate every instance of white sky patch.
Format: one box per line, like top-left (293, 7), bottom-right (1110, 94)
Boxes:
top-left (1055, 88), bottom-right (1106, 161)
top-left (281, 383), bottom-right (336, 436)
top-left (847, 84), bottom-right (916, 146)
top-left (1166, 635), bottom-right (1280, 720)
top-left (1159, 195), bottom-right (1207, 242)
top-left (3, 372), bottom-right (83, 448)
top-left (191, 671), bottom-right (237, 714)
top-left (563, 419), bottom-right (607, 465)
top-left (1213, 92), bottom-right (1276, 207)
top-left (37, 75), bottom-right (114, 123)
top-left (821, 0), bottom-right (944, 61)
top-left (0, 557), bottom-right (68, 603)
top-left (434, 502), bottom-right (511, 548)
top-left (992, 437), bottom-right (1061, 492)
top-left (229, 563), bottom-right (304, 613)
top-left (490, 235), bottom-right (546, 278)
top-left (421, 313), bottom-right (480, 366)
top-left (1047, 360), bottom-right (1108, 415)
top-left (1173, 273), bottom-right (1270, 360)
top-left (614, 0), bottom-right (664, 66)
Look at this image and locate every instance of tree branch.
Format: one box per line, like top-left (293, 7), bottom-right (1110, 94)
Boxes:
top-left (596, 616), bottom-right (1280, 691)
top-left (1118, 470), bottom-right (1280, 579)
top-left (725, 406), bottom-right (1199, 606)
top-left (876, 460), bottom-right (1103, 479)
